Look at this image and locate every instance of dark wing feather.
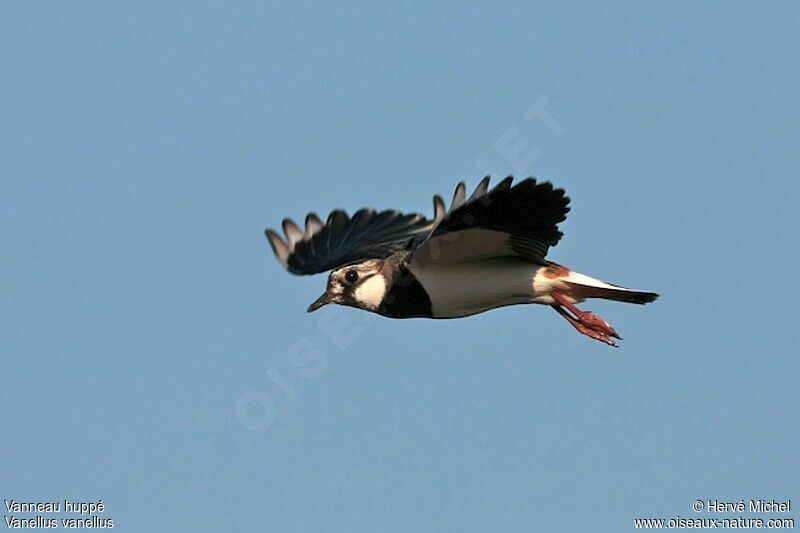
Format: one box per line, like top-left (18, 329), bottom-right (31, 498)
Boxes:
top-left (266, 205), bottom-right (436, 275)
top-left (412, 176), bottom-right (570, 263)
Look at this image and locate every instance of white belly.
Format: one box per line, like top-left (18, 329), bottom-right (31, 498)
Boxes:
top-left (408, 258), bottom-right (541, 318)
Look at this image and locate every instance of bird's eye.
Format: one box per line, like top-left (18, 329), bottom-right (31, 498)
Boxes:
top-left (345, 270), bottom-right (358, 283)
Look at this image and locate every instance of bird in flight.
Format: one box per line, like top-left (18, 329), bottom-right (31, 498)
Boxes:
top-left (265, 177), bottom-right (658, 347)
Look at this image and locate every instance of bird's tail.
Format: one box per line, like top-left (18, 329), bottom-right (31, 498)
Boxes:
top-left (559, 270), bottom-right (659, 305)
top-left (572, 285), bottom-right (659, 304)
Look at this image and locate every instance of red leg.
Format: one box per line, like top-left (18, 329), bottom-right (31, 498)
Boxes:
top-left (552, 305), bottom-right (619, 347)
top-left (551, 292), bottom-right (622, 346)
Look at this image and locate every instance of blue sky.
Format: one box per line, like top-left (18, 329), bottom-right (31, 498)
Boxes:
top-left (2, 1), bottom-right (798, 531)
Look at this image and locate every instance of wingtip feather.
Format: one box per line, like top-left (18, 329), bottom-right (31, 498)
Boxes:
top-left (432, 194), bottom-right (446, 222)
top-left (468, 176), bottom-right (491, 203)
top-left (305, 213), bottom-right (324, 237)
top-left (449, 181), bottom-right (467, 213)
top-left (282, 218), bottom-right (304, 249)
top-left (265, 228), bottom-right (290, 266)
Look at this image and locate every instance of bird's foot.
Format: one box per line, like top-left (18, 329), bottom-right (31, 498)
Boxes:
top-left (551, 292), bottom-right (621, 347)
top-left (577, 311), bottom-right (621, 340)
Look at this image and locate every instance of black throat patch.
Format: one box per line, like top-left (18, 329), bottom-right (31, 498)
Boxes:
top-left (378, 264), bottom-right (432, 318)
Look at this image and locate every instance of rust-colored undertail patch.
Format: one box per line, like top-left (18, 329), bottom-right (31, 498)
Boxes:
top-left (543, 264), bottom-right (571, 279)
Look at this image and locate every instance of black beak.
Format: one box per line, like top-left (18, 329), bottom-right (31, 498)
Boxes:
top-left (307, 292), bottom-right (331, 313)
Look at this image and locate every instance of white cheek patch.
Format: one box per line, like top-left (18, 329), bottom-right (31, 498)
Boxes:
top-left (353, 275), bottom-right (387, 310)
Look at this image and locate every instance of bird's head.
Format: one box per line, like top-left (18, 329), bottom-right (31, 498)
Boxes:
top-left (307, 259), bottom-right (387, 313)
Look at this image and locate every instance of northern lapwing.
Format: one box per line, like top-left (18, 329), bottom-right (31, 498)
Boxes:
top-left (265, 177), bottom-right (658, 347)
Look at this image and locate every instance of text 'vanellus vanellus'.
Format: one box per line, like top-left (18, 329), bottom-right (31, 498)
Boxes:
top-left (265, 177), bottom-right (658, 347)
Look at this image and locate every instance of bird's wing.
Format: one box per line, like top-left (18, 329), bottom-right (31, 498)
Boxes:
top-left (410, 176), bottom-right (570, 265)
top-left (266, 204), bottom-right (437, 275)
